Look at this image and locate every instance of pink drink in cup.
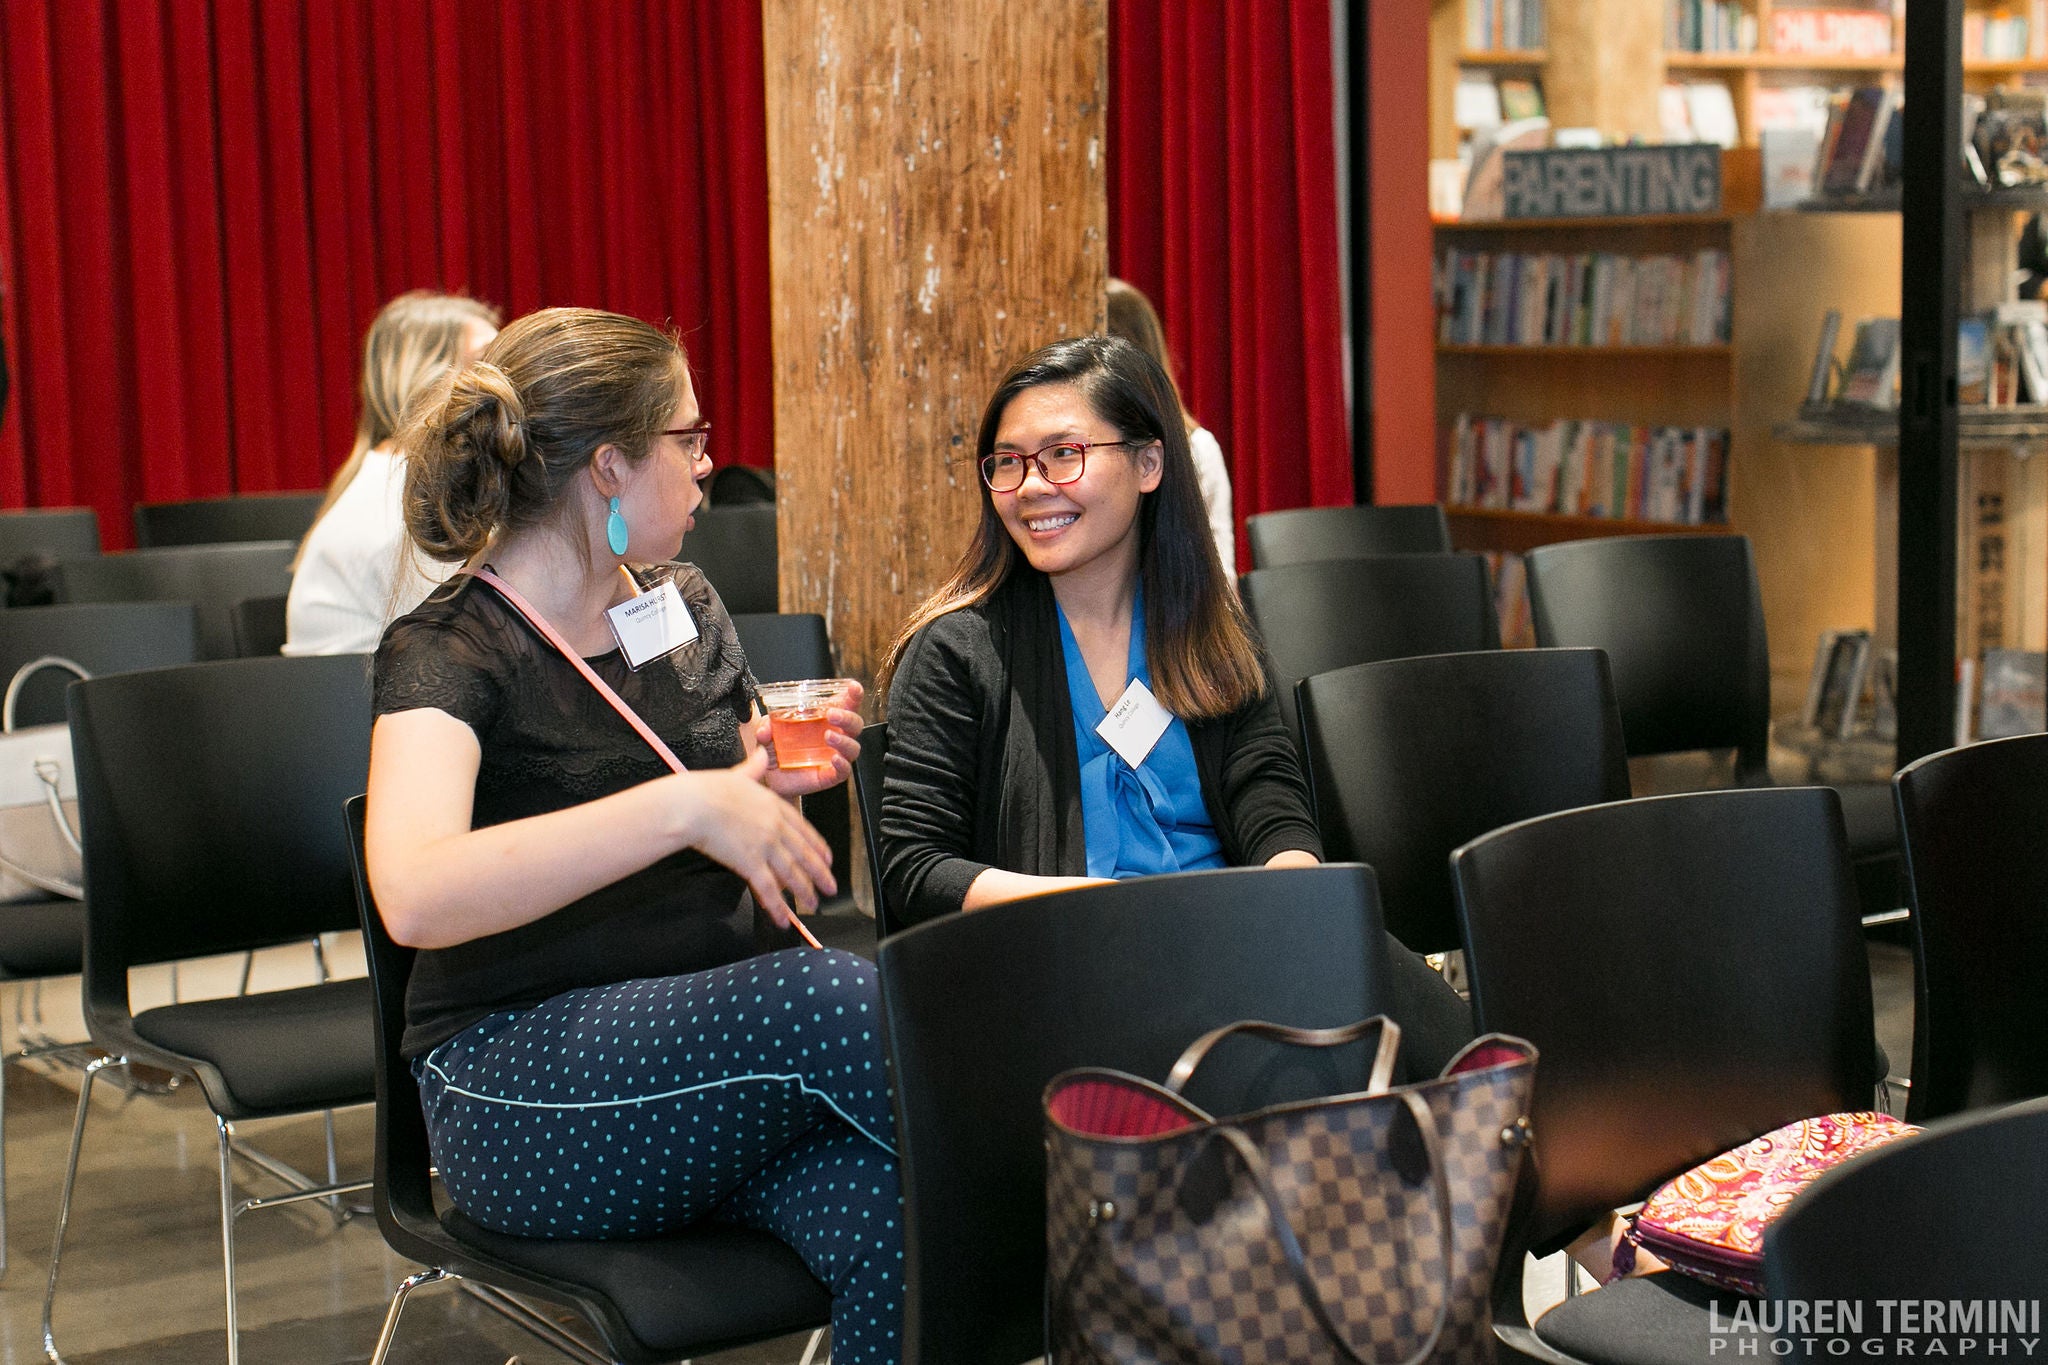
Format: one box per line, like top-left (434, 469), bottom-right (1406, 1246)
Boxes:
top-left (758, 679), bottom-right (854, 769)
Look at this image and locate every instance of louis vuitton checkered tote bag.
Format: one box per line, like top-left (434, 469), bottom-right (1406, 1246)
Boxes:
top-left (1044, 1018), bottom-right (1536, 1365)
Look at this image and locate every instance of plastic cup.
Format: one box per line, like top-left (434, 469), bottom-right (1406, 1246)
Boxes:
top-left (757, 678), bottom-right (855, 770)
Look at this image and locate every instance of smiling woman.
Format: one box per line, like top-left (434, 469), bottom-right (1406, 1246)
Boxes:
top-left (876, 334), bottom-right (1474, 1066)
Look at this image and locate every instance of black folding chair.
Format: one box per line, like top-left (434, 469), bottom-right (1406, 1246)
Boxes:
top-left (1240, 553), bottom-right (1499, 742)
top-left (55, 541), bottom-right (295, 660)
top-left (1297, 648), bottom-right (1629, 954)
top-left (1893, 734), bottom-right (2048, 1121)
top-left (0, 508), bottom-right (100, 563)
top-left (1526, 532), bottom-right (1902, 921)
top-left (1244, 503), bottom-right (1452, 567)
top-left (132, 491), bottom-right (324, 548)
top-left (46, 656), bottom-right (379, 1365)
top-left (880, 864), bottom-right (1443, 1364)
top-left (681, 505), bottom-right (778, 615)
top-left (1451, 787), bottom-right (1877, 1364)
top-left (345, 798), bottom-right (832, 1365)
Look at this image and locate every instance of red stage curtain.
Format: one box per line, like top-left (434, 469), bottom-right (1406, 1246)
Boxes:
top-left (0, 0), bottom-right (772, 548)
top-left (1109, 0), bottom-right (1354, 565)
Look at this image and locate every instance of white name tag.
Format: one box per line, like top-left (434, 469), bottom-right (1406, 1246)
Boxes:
top-left (1095, 677), bottom-right (1174, 768)
top-left (604, 579), bottom-right (699, 669)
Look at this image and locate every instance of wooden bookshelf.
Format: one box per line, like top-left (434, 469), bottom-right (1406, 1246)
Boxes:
top-left (1463, 48), bottom-right (1549, 65)
top-left (1438, 342), bottom-right (1734, 357)
top-left (1664, 51), bottom-right (1903, 72)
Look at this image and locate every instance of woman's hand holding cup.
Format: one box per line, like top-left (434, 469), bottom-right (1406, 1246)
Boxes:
top-left (756, 677), bottom-right (863, 798)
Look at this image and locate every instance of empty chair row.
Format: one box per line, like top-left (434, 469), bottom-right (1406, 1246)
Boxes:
top-left (0, 495), bottom-right (326, 561)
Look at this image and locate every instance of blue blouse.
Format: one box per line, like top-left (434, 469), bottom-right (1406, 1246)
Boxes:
top-left (1056, 590), bottom-right (1228, 880)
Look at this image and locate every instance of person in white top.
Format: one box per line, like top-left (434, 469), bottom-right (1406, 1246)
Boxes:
top-left (284, 291), bottom-right (500, 655)
top-left (1107, 277), bottom-right (1236, 579)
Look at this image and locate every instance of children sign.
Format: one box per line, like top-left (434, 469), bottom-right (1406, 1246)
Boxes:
top-left (1502, 144), bottom-right (1722, 219)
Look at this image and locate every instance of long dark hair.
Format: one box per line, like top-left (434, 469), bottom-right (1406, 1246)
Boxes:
top-left (886, 335), bottom-right (1263, 720)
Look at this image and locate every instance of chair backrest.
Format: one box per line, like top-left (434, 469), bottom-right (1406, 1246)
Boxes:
top-left (681, 504), bottom-right (777, 615)
top-left (70, 656), bottom-right (372, 1032)
top-left (1297, 648), bottom-right (1630, 954)
top-left (1244, 503), bottom-right (1451, 567)
top-left (1893, 734), bottom-right (2048, 1122)
top-left (880, 864), bottom-right (1399, 1364)
top-left (344, 797), bottom-right (442, 1261)
top-left (0, 601), bottom-right (201, 726)
top-left (850, 720), bottom-right (891, 933)
top-left (0, 507), bottom-right (100, 562)
top-left (133, 491), bottom-right (324, 548)
top-left (1524, 533), bottom-right (1769, 774)
top-left (1450, 787), bottom-right (1876, 1246)
top-left (731, 611), bottom-right (851, 901)
top-left (55, 541), bottom-right (295, 660)
top-left (730, 611), bottom-right (829, 684)
top-left (1768, 1095), bottom-right (2048, 1313)
top-left (1240, 554), bottom-right (1500, 741)
top-left (231, 593), bottom-right (289, 658)
top-left (705, 463), bottom-right (776, 505)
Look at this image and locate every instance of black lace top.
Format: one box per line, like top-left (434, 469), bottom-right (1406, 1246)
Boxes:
top-left (372, 563), bottom-right (763, 1056)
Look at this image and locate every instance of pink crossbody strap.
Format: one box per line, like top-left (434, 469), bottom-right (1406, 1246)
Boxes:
top-left (471, 567), bottom-right (688, 773)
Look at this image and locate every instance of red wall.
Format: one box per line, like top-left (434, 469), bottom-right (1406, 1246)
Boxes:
top-left (1367, 3), bottom-right (1438, 504)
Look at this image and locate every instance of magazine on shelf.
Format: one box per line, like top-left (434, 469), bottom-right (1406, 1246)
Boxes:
top-left (1958, 317), bottom-right (1991, 407)
top-left (1977, 649), bottom-right (2048, 740)
top-left (1817, 87), bottom-right (1889, 197)
top-left (1838, 318), bottom-right (1901, 409)
top-left (1805, 309), bottom-right (1842, 407)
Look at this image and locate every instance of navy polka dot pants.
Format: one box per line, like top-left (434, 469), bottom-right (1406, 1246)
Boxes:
top-left (414, 947), bottom-right (902, 1363)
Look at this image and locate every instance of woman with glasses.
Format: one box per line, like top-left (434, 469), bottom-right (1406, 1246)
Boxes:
top-left (880, 336), bottom-right (1470, 1065)
top-left (366, 307), bottom-right (901, 1363)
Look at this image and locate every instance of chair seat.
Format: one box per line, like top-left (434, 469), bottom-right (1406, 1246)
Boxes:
top-left (1534, 1270), bottom-right (1750, 1365)
top-left (443, 1210), bottom-right (831, 1359)
top-left (0, 897), bottom-right (85, 978)
top-left (133, 978), bottom-right (374, 1117)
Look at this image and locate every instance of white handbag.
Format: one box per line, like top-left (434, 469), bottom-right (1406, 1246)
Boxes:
top-left (0, 656), bottom-right (85, 901)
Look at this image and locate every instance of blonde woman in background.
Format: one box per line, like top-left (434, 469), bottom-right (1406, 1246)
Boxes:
top-left (1106, 277), bottom-right (1236, 577)
top-left (284, 291), bottom-right (500, 655)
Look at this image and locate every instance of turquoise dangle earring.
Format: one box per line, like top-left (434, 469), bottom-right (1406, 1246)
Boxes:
top-left (606, 495), bottom-right (629, 557)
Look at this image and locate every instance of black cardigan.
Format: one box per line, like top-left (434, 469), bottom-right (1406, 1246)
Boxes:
top-left (880, 571), bottom-right (1323, 926)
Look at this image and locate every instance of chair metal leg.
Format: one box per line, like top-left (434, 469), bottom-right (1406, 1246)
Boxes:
top-left (456, 1282), bottom-right (615, 1364)
top-left (797, 1327), bottom-right (828, 1364)
top-left (42, 1052), bottom-right (120, 1365)
top-left (369, 1265), bottom-right (450, 1365)
top-left (218, 1116), bottom-right (242, 1365)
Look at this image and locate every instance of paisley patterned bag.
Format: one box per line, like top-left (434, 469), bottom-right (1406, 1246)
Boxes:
top-left (1044, 1018), bottom-right (1537, 1365)
top-left (1616, 1111), bottom-right (1919, 1295)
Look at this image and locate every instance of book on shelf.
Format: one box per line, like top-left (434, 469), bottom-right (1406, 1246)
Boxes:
top-left (1484, 551), bottom-right (1536, 649)
top-left (1977, 649), bottom-right (2048, 740)
top-left (1435, 248), bottom-right (1732, 348)
top-left (1762, 126), bottom-right (1822, 207)
top-left (1771, 7), bottom-right (1893, 61)
top-left (1460, 118), bottom-right (1551, 219)
top-left (1456, 72), bottom-right (1504, 130)
top-left (1963, 5), bottom-right (2048, 62)
top-left (1445, 414), bottom-right (1729, 525)
top-left (1972, 88), bottom-right (2048, 190)
top-left (1805, 309), bottom-right (1842, 407)
top-left (1498, 77), bottom-right (1546, 123)
top-left (1466, 0), bottom-right (1545, 51)
top-left (1816, 86), bottom-right (1894, 198)
top-left (1667, 0), bottom-right (1759, 53)
top-left (1685, 83), bottom-right (1740, 150)
top-left (1958, 317), bottom-right (1992, 407)
top-left (1837, 318), bottom-right (1901, 409)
